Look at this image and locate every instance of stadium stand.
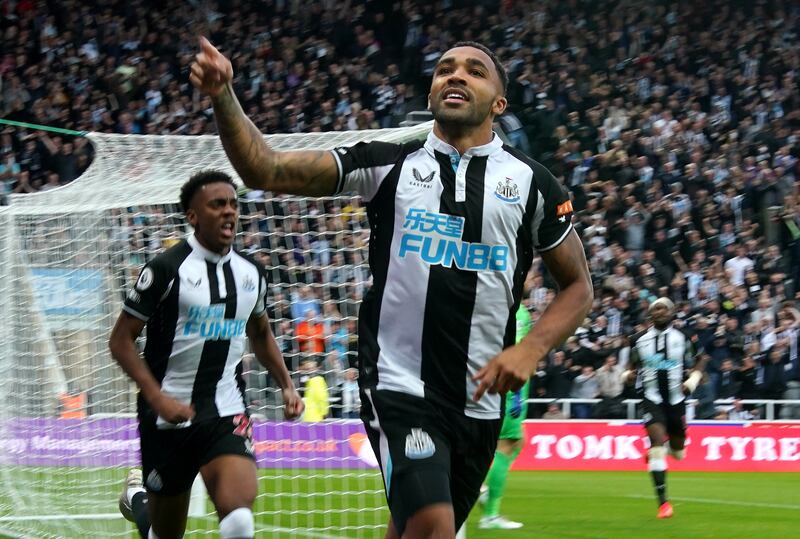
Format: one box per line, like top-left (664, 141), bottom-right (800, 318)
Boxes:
top-left (1, 0), bottom-right (799, 422)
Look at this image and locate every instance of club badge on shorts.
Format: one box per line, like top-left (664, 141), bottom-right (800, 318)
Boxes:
top-left (146, 469), bottom-right (163, 492)
top-left (404, 428), bottom-right (435, 459)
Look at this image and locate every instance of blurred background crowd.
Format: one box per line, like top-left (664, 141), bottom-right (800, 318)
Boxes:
top-left (3, 0), bottom-right (800, 419)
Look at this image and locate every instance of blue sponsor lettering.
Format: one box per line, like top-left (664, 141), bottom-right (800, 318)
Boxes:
top-left (399, 233), bottom-right (422, 256)
top-left (184, 318), bottom-right (246, 339)
top-left (184, 304), bottom-right (245, 340)
top-left (468, 244), bottom-right (490, 269)
top-left (444, 240), bottom-right (469, 268)
top-left (399, 233), bottom-right (508, 272)
top-left (489, 246), bottom-right (509, 271)
top-left (399, 208), bottom-right (509, 272)
top-left (403, 208), bottom-right (464, 238)
top-left (420, 236), bottom-right (445, 264)
top-left (643, 353), bottom-right (680, 369)
top-left (187, 304), bottom-right (225, 319)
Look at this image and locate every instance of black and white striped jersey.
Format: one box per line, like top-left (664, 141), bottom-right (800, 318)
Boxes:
top-left (123, 234), bottom-right (268, 427)
top-left (331, 131), bottom-right (574, 419)
top-left (632, 325), bottom-right (694, 405)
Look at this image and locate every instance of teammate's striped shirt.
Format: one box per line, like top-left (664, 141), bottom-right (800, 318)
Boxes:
top-left (123, 233), bottom-right (268, 427)
top-left (331, 131), bottom-right (574, 419)
top-left (632, 325), bottom-right (694, 405)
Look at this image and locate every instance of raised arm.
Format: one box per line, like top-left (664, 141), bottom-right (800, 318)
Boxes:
top-left (190, 37), bottom-right (338, 196)
top-left (671, 251), bottom-right (688, 274)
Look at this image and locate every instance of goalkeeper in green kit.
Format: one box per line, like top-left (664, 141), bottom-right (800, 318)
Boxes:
top-left (478, 301), bottom-right (531, 530)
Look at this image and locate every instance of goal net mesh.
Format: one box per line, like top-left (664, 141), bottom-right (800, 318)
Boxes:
top-left (0, 121), bottom-right (433, 538)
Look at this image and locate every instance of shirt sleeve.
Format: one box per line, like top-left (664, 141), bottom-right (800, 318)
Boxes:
top-left (329, 141), bottom-right (405, 201)
top-left (683, 333), bottom-right (697, 367)
top-left (251, 264), bottom-right (270, 318)
top-left (122, 258), bottom-right (174, 321)
top-left (532, 165), bottom-right (574, 252)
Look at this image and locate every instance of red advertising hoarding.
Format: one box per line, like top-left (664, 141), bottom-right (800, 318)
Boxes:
top-left (513, 421), bottom-right (800, 472)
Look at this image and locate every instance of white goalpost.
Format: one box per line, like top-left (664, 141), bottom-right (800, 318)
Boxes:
top-left (0, 122), bottom-right (436, 538)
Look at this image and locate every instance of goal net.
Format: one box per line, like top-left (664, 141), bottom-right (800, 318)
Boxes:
top-left (0, 121), bottom-right (433, 538)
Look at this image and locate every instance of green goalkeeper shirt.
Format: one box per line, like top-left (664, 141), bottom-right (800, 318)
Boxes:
top-left (507, 305), bottom-right (531, 418)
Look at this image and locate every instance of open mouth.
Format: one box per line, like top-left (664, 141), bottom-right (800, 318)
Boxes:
top-left (443, 88), bottom-right (469, 104)
top-left (221, 222), bottom-right (235, 239)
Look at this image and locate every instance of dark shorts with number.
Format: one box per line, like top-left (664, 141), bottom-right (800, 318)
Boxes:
top-left (138, 413), bottom-right (255, 496)
top-left (642, 398), bottom-right (687, 439)
top-left (360, 389), bottom-right (501, 535)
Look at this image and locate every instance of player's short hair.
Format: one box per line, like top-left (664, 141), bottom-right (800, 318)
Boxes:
top-left (451, 40), bottom-right (508, 94)
top-left (180, 170), bottom-right (236, 213)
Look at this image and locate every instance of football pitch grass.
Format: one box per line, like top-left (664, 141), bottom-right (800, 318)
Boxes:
top-left (0, 469), bottom-right (797, 538)
top-left (466, 470), bottom-right (799, 538)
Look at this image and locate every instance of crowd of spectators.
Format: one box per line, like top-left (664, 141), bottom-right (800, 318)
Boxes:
top-left (3, 0), bottom-right (800, 419)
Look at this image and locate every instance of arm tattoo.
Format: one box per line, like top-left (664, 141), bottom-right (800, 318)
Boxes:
top-left (212, 84), bottom-right (336, 195)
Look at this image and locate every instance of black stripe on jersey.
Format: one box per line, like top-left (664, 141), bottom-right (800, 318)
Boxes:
top-left (359, 160), bottom-right (406, 387)
top-left (207, 260), bottom-right (222, 303)
top-left (191, 260), bottom-right (238, 419)
top-left (656, 333), bottom-right (671, 403)
top-left (502, 145), bottom-right (538, 348)
top-left (221, 262), bottom-right (237, 317)
top-left (657, 370), bottom-right (671, 403)
top-left (420, 152), bottom-right (486, 408)
top-left (138, 241), bottom-right (192, 420)
top-left (235, 361), bottom-right (247, 405)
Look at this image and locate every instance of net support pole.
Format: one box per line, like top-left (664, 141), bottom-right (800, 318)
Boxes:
top-left (0, 211), bottom-right (12, 400)
top-left (0, 211), bottom-right (13, 455)
top-left (11, 220), bottom-right (69, 401)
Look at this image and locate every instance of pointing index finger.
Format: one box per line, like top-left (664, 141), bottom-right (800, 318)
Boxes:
top-left (471, 364), bottom-right (497, 402)
top-left (472, 365), bottom-right (487, 382)
top-left (472, 380), bottom-right (489, 402)
top-left (199, 36), bottom-right (216, 54)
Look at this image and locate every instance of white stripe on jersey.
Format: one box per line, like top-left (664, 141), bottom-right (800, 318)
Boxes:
top-left (464, 270), bottom-right (507, 419)
top-left (375, 147), bottom-right (434, 399)
top-left (634, 325), bottom-right (692, 405)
